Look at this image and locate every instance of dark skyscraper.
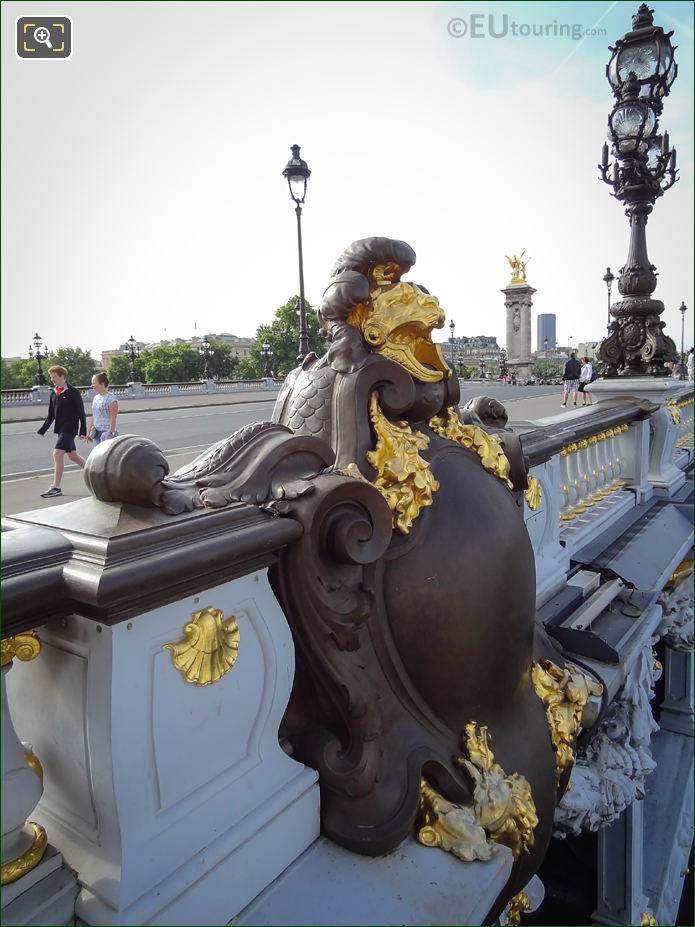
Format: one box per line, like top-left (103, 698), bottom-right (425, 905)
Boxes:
top-left (537, 314), bottom-right (556, 351)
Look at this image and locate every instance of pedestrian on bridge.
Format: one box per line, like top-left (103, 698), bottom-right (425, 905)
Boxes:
top-left (88, 373), bottom-right (119, 443)
top-left (37, 365), bottom-right (88, 498)
top-left (560, 352), bottom-right (582, 408)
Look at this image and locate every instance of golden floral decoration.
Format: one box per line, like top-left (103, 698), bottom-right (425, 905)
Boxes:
top-left (163, 607), bottom-right (240, 686)
top-left (524, 476), bottom-right (542, 511)
top-left (666, 399), bottom-right (681, 424)
top-left (640, 913), bottom-right (657, 926)
top-left (506, 890), bottom-right (532, 925)
top-left (428, 407), bottom-right (512, 489)
top-left (417, 778), bottom-right (493, 863)
top-left (461, 722), bottom-right (538, 860)
top-left (531, 660), bottom-right (603, 779)
top-left (367, 392), bottom-right (439, 534)
top-left (1, 631), bottom-right (41, 668)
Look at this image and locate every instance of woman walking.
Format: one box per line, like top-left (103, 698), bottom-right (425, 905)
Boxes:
top-left (89, 373), bottom-right (119, 443)
top-left (578, 356), bottom-right (594, 406)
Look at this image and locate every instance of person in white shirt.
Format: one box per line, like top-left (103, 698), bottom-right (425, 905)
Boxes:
top-left (88, 373), bottom-right (119, 443)
top-left (578, 357), bottom-right (594, 406)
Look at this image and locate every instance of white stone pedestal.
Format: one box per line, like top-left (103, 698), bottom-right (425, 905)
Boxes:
top-left (7, 570), bottom-right (319, 926)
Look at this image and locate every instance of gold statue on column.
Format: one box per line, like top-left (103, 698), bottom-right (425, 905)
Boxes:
top-left (506, 251), bottom-right (529, 285)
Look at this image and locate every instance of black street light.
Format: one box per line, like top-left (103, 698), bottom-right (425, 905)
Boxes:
top-left (448, 319), bottom-right (456, 367)
top-left (282, 145), bottom-right (311, 363)
top-left (544, 336), bottom-right (549, 361)
top-left (603, 267), bottom-right (615, 332)
top-left (480, 360), bottom-right (487, 380)
top-left (124, 335), bottom-right (140, 382)
top-left (597, 5), bottom-right (680, 377)
top-left (199, 336), bottom-right (213, 379)
top-left (261, 341), bottom-right (273, 378)
top-left (679, 301), bottom-right (687, 379)
top-left (28, 332), bottom-right (49, 386)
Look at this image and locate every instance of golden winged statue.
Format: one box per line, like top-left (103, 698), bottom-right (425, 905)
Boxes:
top-left (506, 251), bottom-right (529, 285)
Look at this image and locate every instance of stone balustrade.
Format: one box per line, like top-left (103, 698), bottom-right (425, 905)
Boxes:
top-left (1, 379), bottom-right (283, 407)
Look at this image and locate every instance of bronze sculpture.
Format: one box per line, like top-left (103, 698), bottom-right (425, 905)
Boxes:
top-left (85, 238), bottom-right (592, 912)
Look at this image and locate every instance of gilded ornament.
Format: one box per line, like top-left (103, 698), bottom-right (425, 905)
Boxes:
top-left (428, 407), bottom-right (513, 489)
top-left (347, 281), bottom-right (448, 383)
top-left (1, 631), bottom-right (41, 667)
top-left (666, 558), bottom-right (693, 590)
top-left (666, 399), bottom-right (681, 424)
top-left (0, 822), bottom-right (47, 885)
top-left (640, 913), bottom-right (657, 926)
top-left (531, 660), bottom-right (603, 779)
top-left (417, 778), bottom-right (493, 862)
top-left (506, 251), bottom-right (529, 285)
top-left (335, 462), bottom-right (369, 483)
top-left (461, 722), bottom-right (538, 860)
top-left (367, 392), bottom-right (439, 534)
top-left (163, 607), bottom-right (240, 686)
top-left (505, 890), bottom-right (532, 925)
top-left (524, 476), bottom-right (542, 511)
top-left (23, 747), bottom-right (43, 785)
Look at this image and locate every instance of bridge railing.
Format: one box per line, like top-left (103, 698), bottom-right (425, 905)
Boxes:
top-left (1, 378), bottom-right (283, 406)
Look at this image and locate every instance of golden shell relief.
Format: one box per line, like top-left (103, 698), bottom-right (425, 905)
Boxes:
top-left (163, 607), bottom-right (240, 686)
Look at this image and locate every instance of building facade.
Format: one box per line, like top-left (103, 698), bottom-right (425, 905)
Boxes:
top-left (537, 314), bottom-right (557, 351)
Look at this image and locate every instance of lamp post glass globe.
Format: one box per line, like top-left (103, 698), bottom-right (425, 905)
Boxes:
top-left (606, 3), bottom-right (677, 111)
top-left (29, 332), bottom-right (48, 385)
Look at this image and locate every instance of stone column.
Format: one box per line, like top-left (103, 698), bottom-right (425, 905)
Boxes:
top-left (502, 284), bottom-right (536, 377)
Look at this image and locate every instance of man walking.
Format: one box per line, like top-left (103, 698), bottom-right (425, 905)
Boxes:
top-left (37, 365), bottom-right (88, 497)
top-left (560, 352), bottom-right (582, 408)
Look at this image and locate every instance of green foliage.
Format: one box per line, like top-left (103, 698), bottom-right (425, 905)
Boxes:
top-left (208, 340), bottom-right (239, 380)
top-left (246, 296), bottom-right (325, 378)
top-left (2, 358), bottom-right (38, 389)
top-left (46, 347), bottom-right (99, 386)
top-left (140, 344), bottom-right (202, 383)
top-left (533, 360), bottom-right (562, 381)
top-left (458, 365), bottom-right (476, 379)
top-left (235, 356), bottom-right (262, 379)
top-left (105, 353), bottom-right (136, 384)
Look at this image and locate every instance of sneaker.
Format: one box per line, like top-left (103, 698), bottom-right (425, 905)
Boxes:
top-left (560, 402), bottom-right (566, 407)
top-left (40, 486), bottom-right (62, 498)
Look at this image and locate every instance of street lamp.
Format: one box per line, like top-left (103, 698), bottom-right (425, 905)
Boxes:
top-left (544, 336), bottom-right (549, 360)
top-left (282, 144), bottom-right (312, 363)
top-left (124, 335), bottom-right (140, 383)
top-left (678, 302), bottom-right (687, 379)
top-left (199, 336), bottom-right (213, 379)
top-left (480, 360), bottom-right (487, 380)
top-left (449, 320), bottom-right (456, 368)
top-left (28, 332), bottom-right (49, 386)
top-left (261, 342), bottom-right (273, 378)
top-left (603, 267), bottom-right (615, 332)
top-left (597, 5), bottom-right (680, 377)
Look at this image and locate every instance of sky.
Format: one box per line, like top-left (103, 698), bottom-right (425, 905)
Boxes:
top-left (2, 0), bottom-right (693, 362)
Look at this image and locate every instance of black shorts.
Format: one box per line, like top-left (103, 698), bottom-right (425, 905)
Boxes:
top-left (578, 382), bottom-right (587, 392)
top-left (55, 432), bottom-right (77, 452)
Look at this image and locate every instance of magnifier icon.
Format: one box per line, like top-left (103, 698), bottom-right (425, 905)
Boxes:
top-left (33, 26), bottom-right (53, 49)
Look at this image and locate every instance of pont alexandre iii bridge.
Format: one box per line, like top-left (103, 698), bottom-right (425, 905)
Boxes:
top-left (2, 241), bottom-right (693, 927)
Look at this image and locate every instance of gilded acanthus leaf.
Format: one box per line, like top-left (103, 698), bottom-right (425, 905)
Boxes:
top-left (417, 778), bottom-right (493, 862)
top-left (524, 475), bottom-right (542, 511)
top-left (163, 607), bottom-right (240, 686)
top-left (462, 722), bottom-right (538, 860)
top-left (531, 659), bottom-right (603, 779)
top-left (505, 890), bottom-right (531, 925)
top-left (428, 407), bottom-right (513, 489)
top-left (367, 392), bottom-right (439, 534)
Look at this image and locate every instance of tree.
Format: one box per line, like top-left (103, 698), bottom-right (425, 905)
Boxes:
top-left (208, 341), bottom-right (239, 380)
top-left (46, 347), bottom-right (99, 386)
top-left (140, 344), bottom-right (202, 383)
top-left (105, 353), bottom-right (136, 384)
top-left (533, 360), bottom-right (562, 381)
top-left (2, 358), bottom-right (38, 389)
top-left (235, 356), bottom-right (262, 379)
top-left (246, 296), bottom-right (325, 378)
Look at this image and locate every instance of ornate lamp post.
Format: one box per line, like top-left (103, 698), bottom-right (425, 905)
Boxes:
top-left (603, 267), bottom-right (615, 332)
top-left (261, 342), bottom-right (273, 378)
top-left (199, 336), bottom-right (213, 379)
top-left (28, 333), bottom-right (49, 386)
top-left (597, 4), bottom-right (679, 377)
top-left (282, 145), bottom-right (311, 363)
top-left (544, 336), bottom-right (549, 361)
top-left (449, 320), bottom-right (456, 367)
top-left (480, 360), bottom-right (487, 380)
top-left (124, 335), bottom-right (140, 382)
top-left (678, 301), bottom-right (687, 379)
